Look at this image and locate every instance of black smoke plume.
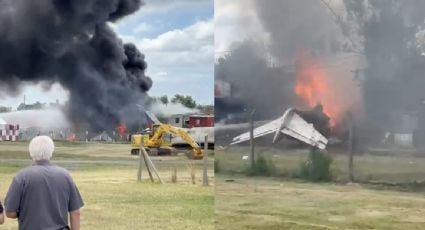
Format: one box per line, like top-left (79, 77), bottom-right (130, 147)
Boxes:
top-left (0, 0), bottom-right (152, 132)
top-left (215, 0), bottom-right (343, 123)
top-left (215, 42), bottom-right (295, 122)
top-left (342, 0), bottom-right (425, 147)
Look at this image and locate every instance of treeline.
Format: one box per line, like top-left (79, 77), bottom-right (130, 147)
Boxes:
top-left (0, 100), bottom-right (62, 113)
top-left (0, 106), bottom-right (11, 113)
top-left (1, 94), bottom-right (214, 114)
top-left (146, 94), bottom-right (213, 114)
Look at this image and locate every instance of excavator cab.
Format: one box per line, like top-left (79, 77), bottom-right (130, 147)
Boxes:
top-left (142, 128), bottom-right (151, 135)
top-left (149, 124), bottom-right (173, 147)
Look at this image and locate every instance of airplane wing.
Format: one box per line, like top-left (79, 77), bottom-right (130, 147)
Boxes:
top-left (230, 119), bottom-right (282, 145)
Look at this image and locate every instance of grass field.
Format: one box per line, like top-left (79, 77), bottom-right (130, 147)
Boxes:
top-left (216, 146), bottom-right (425, 184)
top-left (215, 146), bottom-right (425, 229)
top-left (0, 142), bottom-right (214, 230)
top-left (215, 176), bottom-right (425, 230)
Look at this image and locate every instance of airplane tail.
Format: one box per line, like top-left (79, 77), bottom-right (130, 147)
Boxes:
top-left (231, 108), bottom-right (328, 149)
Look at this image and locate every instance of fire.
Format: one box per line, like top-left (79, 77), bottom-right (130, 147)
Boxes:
top-left (294, 49), bottom-right (341, 127)
top-left (116, 123), bottom-right (127, 136)
top-left (67, 133), bottom-right (76, 142)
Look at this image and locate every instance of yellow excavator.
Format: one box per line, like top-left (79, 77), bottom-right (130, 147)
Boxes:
top-left (130, 112), bottom-right (203, 159)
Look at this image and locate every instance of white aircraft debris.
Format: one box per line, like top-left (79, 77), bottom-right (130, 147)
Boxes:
top-left (230, 108), bottom-right (328, 149)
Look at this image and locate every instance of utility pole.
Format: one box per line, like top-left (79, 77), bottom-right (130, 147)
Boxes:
top-left (203, 135), bottom-right (209, 186)
top-left (346, 111), bottom-right (354, 182)
top-left (250, 109), bottom-right (256, 169)
top-left (137, 143), bottom-right (143, 182)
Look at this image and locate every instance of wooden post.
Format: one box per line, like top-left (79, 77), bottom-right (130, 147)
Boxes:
top-left (137, 145), bottom-right (143, 182)
top-left (142, 149), bottom-right (154, 182)
top-left (203, 135), bottom-right (209, 186)
top-left (346, 111), bottom-right (354, 182)
top-left (141, 147), bottom-right (164, 184)
top-left (250, 110), bottom-right (256, 169)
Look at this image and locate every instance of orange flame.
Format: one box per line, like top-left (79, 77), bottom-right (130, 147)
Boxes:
top-left (67, 133), bottom-right (76, 142)
top-left (116, 123), bottom-right (127, 136)
top-left (294, 50), bottom-right (341, 127)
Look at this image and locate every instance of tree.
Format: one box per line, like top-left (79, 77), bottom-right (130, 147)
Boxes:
top-left (197, 105), bottom-right (214, 114)
top-left (171, 94), bottom-right (197, 109)
top-left (0, 106), bottom-right (11, 113)
top-left (144, 96), bottom-right (158, 107)
top-left (159, 95), bottom-right (169, 105)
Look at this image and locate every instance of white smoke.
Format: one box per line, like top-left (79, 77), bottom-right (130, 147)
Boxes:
top-left (148, 102), bottom-right (199, 117)
top-left (0, 108), bottom-right (69, 129)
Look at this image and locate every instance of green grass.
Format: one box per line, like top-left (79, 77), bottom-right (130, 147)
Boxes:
top-left (217, 146), bottom-right (425, 184)
top-left (0, 142), bottom-right (214, 230)
top-left (0, 141), bottom-right (139, 160)
top-left (215, 176), bottom-right (425, 230)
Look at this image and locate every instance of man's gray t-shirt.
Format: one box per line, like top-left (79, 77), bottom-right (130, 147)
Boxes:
top-left (5, 161), bottom-right (84, 230)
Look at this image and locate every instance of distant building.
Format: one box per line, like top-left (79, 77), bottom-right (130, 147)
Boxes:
top-left (0, 118), bottom-right (20, 142)
top-left (17, 102), bottom-right (45, 111)
top-left (169, 114), bottom-right (214, 128)
top-left (168, 114), bottom-right (214, 147)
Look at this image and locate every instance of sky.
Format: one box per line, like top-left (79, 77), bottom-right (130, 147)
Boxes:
top-left (0, 0), bottom-right (214, 109)
top-left (214, 0), bottom-right (267, 60)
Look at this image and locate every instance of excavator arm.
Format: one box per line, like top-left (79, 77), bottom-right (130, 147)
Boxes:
top-left (148, 124), bottom-right (204, 159)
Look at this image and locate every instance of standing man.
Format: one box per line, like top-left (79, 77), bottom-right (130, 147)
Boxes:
top-left (4, 136), bottom-right (84, 230)
top-left (0, 200), bottom-right (4, 224)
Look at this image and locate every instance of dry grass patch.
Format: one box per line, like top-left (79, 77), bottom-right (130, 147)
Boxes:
top-left (215, 176), bottom-right (425, 230)
top-left (0, 142), bottom-right (214, 230)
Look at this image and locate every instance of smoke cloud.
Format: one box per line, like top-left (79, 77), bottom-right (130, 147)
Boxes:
top-left (0, 0), bottom-right (152, 132)
top-left (253, 0), bottom-right (343, 61)
top-left (0, 108), bottom-right (69, 130)
top-left (149, 102), bottom-right (199, 117)
top-left (339, 0), bottom-right (425, 147)
top-left (217, 0), bottom-right (425, 149)
top-left (215, 41), bottom-right (295, 121)
top-left (215, 0), bottom-right (361, 124)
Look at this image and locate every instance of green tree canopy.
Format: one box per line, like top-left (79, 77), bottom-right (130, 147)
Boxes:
top-left (159, 95), bottom-right (169, 105)
top-left (171, 94), bottom-right (197, 109)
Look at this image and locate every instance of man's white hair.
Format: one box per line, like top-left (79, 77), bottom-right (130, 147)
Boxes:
top-left (29, 136), bottom-right (54, 161)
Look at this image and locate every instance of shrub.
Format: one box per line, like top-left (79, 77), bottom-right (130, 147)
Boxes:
top-left (245, 155), bottom-right (276, 176)
top-left (300, 148), bottom-right (332, 182)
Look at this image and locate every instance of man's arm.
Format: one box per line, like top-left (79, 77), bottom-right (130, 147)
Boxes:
top-left (67, 174), bottom-right (84, 230)
top-left (69, 209), bottom-right (80, 230)
top-left (0, 201), bottom-right (4, 224)
top-left (5, 211), bottom-right (17, 219)
top-left (5, 175), bottom-right (24, 219)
